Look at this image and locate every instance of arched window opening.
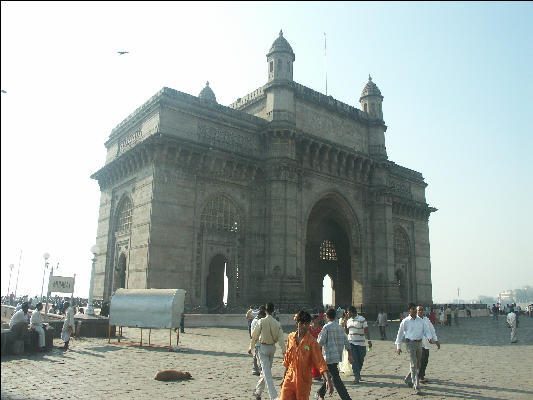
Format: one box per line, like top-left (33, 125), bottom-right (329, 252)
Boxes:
top-left (394, 227), bottom-right (410, 302)
top-left (322, 274), bottom-right (333, 306)
top-left (394, 228), bottom-right (410, 259)
top-left (116, 197), bottom-right (133, 233)
top-left (320, 240), bottom-right (338, 261)
top-left (201, 196), bottom-right (240, 233)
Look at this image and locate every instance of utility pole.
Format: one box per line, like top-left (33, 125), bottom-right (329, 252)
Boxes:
top-left (14, 250), bottom-right (22, 298)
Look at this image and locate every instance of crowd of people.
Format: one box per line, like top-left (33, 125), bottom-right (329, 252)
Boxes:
top-left (8, 300), bottom-right (77, 352)
top-left (1, 293), bottom-right (103, 314)
top-left (245, 301), bottom-right (446, 399)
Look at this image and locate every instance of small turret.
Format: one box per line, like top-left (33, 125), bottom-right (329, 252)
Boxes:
top-left (359, 75), bottom-right (383, 120)
top-left (266, 30), bottom-right (295, 82)
top-left (198, 81), bottom-right (217, 103)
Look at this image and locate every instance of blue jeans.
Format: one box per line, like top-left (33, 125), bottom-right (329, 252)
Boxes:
top-left (349, 343), bottom-right (366, 380)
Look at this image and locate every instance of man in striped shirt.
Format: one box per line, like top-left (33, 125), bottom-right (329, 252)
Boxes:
top-left (341, 305), bottom-right (371, 384)
top-left (315, 308), bottom-right (353, 400)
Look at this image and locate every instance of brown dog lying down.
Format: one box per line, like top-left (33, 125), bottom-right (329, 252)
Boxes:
top-left (154, 370), bottom-right (192, 381)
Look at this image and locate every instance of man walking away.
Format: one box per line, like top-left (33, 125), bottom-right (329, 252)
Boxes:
top-left (341, 306), bottom-right (371, 384)
top-left (395, 303), bottom-right (433, 395)
top-left (250, 306), bottom-right (266, 376)
top-left (315, 308), bottom-right (353, 400)
top-left (376, 309), bottom-right (388, 340)
top-left (507, 307), bottom-right (517, 343)
top-left (416, 306), bottom-right (440, 383)
top-left (492, 304), bottom-right (498, 321)
top-left (247, 306), bottom-right (259, 338)
top-left (249, 302), bottom-right (285, 400)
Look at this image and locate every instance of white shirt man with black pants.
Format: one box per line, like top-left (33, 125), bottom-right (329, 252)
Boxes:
top-left (395, 303), bottom-right (433, 395)
top-left (416, 306), bottom-right (440, 383)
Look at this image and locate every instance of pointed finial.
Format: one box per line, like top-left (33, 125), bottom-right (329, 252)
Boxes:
top-left (206, 81), bottom-right (209, 86)
top-left (279, 29), bottom-right (283, 36)
top-left (369, 74), bottom-right (372, 81)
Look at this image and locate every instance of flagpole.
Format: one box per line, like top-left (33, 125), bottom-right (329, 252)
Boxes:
top-left (324, 32), bottom-right (328, 96)
top-left (14, 250), bottom-right (22, 299)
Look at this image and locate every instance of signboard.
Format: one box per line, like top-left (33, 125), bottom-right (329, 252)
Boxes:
top-left (48, 276), bottom-right (75, 293)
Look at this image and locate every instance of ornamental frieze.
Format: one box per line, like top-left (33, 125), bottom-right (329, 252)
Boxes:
top-left (197, 124), bottom-right (257, 155)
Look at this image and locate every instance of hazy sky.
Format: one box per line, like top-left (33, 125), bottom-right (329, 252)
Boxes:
top-left (1, 1), bottom-right (532, 303)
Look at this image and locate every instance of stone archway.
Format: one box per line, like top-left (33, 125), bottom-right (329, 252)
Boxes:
top-left (206, 254), bottom-right (227, 311)
top-left (305, 195), bottom-right (357, 308)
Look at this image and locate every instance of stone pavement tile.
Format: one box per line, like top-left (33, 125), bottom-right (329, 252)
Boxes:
top-left (2, 316), bottom-right (533, 399)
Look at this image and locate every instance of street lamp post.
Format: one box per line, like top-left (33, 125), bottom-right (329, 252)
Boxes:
top-left (7, 264), bottom-right (14, 298)
top-left (44, 262), bottom-right (58, 318)
top-left (86, 244), bottom-right (99, 316)
top-left (41, 253), bottom-right (50, 301)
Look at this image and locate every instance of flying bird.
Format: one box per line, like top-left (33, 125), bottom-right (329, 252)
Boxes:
top-left (117, 51), bottom-right (129, 55)
top-left (1, 90), bottom-right (6, 93)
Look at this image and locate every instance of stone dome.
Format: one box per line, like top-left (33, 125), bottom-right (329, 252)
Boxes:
top-left (267, 30), bottom-right (294, 57)
top-left (199, 81), bottom-right (217, 103)
top-left (360, 75), bottom-right (382, 100)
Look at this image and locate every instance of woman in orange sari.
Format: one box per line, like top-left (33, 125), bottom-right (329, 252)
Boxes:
top-left (309, 315), bottom-right (323, 380)
top-left (280, 311), bottom-right (332, 400)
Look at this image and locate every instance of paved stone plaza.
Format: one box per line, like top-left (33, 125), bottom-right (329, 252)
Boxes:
top-left (2, 316), bottom-right (532, 400)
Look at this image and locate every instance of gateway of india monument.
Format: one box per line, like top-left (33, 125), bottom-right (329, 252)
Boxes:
top-left (91, 31), bottom-right (436, 313)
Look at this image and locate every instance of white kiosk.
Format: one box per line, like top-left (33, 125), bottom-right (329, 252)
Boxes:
top-left (109, 288), bottom-right (185, 347)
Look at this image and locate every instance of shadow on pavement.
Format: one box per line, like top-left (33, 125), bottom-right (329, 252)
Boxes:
top-left (427, 378), bottom-right (533, 397)
top-left (182, 348), bottom-right (250, 358)
top-left (85, 344), bottom-right (125, 353)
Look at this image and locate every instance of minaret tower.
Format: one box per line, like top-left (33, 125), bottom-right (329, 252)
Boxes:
top-left (359, 75), bottom-right (383, 120)
top-left (360, 75), bottom-right (387, 160)
top-left (267, 29), bottom-right (295, 82)
top-left (264, 30), bottom-right (295, 123)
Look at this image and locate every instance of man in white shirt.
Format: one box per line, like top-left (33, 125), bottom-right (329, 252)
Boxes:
top-left (395, 303), bottom-right (433, 395)
top-left (248, 302), bottom-right (285, 400)
top-left (61, 301), bottom-right (75, 350)
top-left (507, 308), bottom-right (517, 343)
top-left (416, 306), bottom-right (440, 383)
top-left (9, 302), bottom-right (29, 329)
top-left (341, 305), bottom-right (371, 384)
top-left (376, 309), bottom-right (388, 340)
top-left (250, 306), bottom-right (266, 376)
top-left (246, 306), bottom-right (259, 338)
top-left (30, 302), bottom-right (46, 351)
top-left (9, 302), bottom-right (30, 340)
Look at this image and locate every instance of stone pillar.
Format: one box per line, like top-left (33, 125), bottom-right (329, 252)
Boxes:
top-left (368, 189), bottom-right (395, 305)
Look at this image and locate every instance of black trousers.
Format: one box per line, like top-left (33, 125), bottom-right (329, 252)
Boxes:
top-left (317, 363), bottom-right (352, 400)
top-left (419, 348), bottom-right (429, 379)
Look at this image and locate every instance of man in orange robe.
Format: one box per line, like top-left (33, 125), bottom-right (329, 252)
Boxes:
top-left (280, 310), bottom-right (333, 400)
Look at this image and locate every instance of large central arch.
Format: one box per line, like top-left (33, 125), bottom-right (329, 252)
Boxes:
top-left (304, 192), bottom-right (362, 308)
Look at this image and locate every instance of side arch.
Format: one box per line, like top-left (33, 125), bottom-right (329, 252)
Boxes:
top-left (195, 192), bottom-right (245, 308)
top-left (393, 225), bottom-right (413, 303)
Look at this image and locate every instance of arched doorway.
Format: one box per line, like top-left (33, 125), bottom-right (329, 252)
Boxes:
top-left (206, 254), bottom-right (227, 311)
top-left (114, 253), bottom-right (127, 291)
top-left (305, 195), bottom-right (356, 308)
